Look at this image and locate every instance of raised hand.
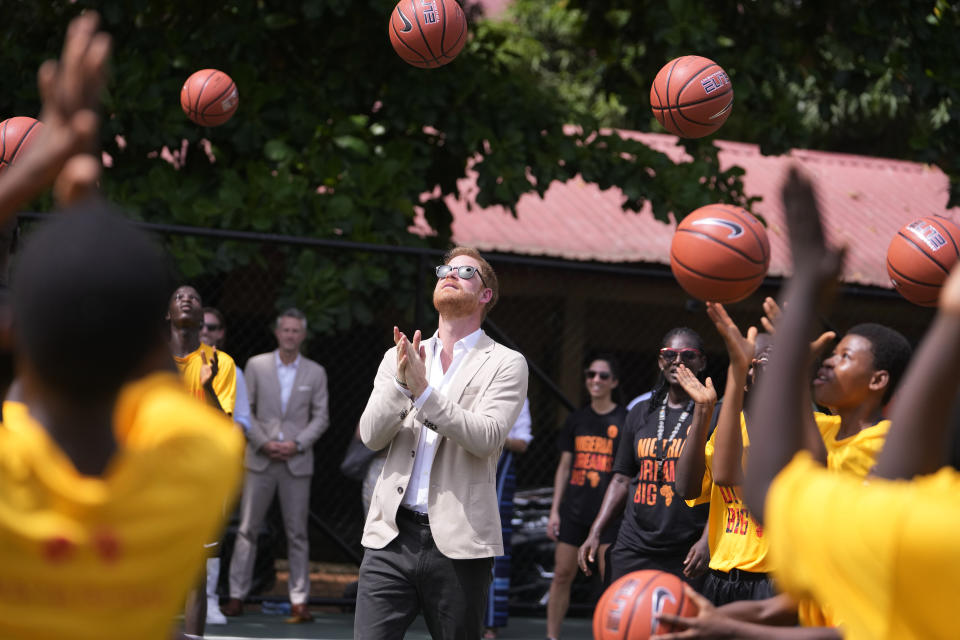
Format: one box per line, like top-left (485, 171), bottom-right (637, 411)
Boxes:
top-left (706, 302), bottom-right (757, 374)
top-left (761, 296), bottom-right (836, 358)
top-left (940, 260), bottom-right (960, 316)
top-left (199, 347), bottom-right (219, 388)
top-left (781, 168), bottom-right (845, 302)
top-left (676, 365), bottom-right (716, 406)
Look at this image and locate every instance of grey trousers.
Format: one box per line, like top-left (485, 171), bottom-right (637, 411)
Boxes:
top-left (354, 510), bottom-right (494, 640)
top-left (229, 464), bottom-right (311, 604)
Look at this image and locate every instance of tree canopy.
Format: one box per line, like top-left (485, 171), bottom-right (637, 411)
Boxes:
top-left (2, 0), bottom-right (957, 330)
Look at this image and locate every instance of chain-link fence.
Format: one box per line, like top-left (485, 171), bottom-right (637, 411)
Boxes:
top-left (22, 214), bottom-right (935, 608)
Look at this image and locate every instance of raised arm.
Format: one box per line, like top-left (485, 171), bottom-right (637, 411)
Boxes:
top-left (674, 366), bottom-right (717, 499)
top-left (359, 348), bottom-right (414, 452)
top-left (744, 168), bottom-right (843, 523)
top-left (705, 302), bottom-right (754, 485)
top-left (874, 263), bottom-right (960, 479)
top-left (0, 12), bottom-right (110, 220)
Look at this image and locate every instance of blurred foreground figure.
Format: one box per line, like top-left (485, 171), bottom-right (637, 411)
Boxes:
top-left (0, 206), bottom-right (243, 639)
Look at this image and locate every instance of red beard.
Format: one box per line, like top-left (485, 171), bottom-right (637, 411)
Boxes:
top-left (433, 284), bottom-right (479, 318)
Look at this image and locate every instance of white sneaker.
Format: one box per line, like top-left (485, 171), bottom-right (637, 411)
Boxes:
top-left (206, 600), bottom-right (228, 625)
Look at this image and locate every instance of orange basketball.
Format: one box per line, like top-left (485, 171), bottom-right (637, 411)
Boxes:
top-left (593, 570), bottom-right (698, 640)
top-left (0, 117), bottom-right (44, 174)
top-left (670, 203), bottom-right (770, 303)
top-left (388, 0), bottom-right (468, 69)
top-left (180, 69), bottom-right (239, 127)
top-left (886, 216), bottom-right (960, 306)
top-left (650, 55), bottom-right (734, 138)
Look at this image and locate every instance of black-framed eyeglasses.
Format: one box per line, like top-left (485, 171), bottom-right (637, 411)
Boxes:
top-left (435, 264), bottom-right (485, 284)
top-left (584, 369), bottom-right (612, 380)
top-left (659, 347), bottom-right (703, 365)
top-left (203, 323), bottom-right (222, 331)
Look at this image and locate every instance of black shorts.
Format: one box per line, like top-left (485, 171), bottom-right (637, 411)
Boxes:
top-left (557, 515), bottom-right (620, 547)
top-left (606, 544), bottom-right (706, 592)
top-left (701, 568), bottom-right (776, 606)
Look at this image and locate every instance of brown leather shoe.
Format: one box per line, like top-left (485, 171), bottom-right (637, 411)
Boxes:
top-left (285, 603), bottom-right (314, 623)
top-left (221, 598), bottom-right (244, 617)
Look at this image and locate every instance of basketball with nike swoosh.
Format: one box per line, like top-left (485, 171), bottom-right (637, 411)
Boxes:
top-left (180, 69), bottom-right (239, 127)
top-left (670, 204), bottom-right (770, 303)
top-left (388, 0), bottom-right (468, 68)
top-left (650, 55), bottom-right (734, 138)
top-left (593, 570), bottom-right (698, 639)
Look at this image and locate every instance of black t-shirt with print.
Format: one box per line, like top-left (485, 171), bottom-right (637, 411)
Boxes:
top-left (611, 397), bottom-right (717, 557)
top-left (556, 404), bottom-right (628, 524)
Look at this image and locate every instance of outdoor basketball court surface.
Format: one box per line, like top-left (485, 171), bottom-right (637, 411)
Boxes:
top-left (205, 612), bottom-right (593, 639)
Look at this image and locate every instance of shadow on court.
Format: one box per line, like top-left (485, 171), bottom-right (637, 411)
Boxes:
top-left (206, 611), bottom-right (594, 639)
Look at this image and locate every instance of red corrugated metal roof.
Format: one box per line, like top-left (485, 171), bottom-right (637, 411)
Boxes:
top-left (412, 131), bottom-right (958, 288)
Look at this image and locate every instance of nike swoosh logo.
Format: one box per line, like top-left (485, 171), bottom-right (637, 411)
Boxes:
top-left (650, 587), bottom-right (677, 633)
top-left (397, 7), bottom-right (413, 32)
top-left (692, 217), bottom-right (744, 239)
top-left (710, 98), bottom-right (734, 120)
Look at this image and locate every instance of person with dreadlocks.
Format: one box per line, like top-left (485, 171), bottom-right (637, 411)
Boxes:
top-left (578, 327), bottom-right (716, 588)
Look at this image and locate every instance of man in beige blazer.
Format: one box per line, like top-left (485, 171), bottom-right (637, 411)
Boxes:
top-left (224, 308), bottom-right (329, 623)
top-left (355, 247), bottom-right (528, 640)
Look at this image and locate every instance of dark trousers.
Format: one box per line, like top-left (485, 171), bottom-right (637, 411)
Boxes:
top-left (355, 510), bottom-right (494, 640)
top-left (701, 569), bottom-right (776, 606)
top-left (607, 544), bottom-right (707, 592)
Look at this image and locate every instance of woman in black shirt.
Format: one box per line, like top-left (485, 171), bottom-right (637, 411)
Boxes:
top-left (577, 327), bottom-right (715, 589)
top-left (545, 355), bottom-right (628, 640)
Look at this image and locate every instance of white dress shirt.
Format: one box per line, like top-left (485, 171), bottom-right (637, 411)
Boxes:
top-left (400, 328), bottom-right (484, 513)
top-left (275, 351), bottom-right (301, 421)
top-left (508, 398), bottom-right (533, 444)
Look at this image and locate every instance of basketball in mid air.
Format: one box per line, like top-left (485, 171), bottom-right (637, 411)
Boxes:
top-left (180, 69), bottom-right (239, 127)
top-left (388, 0), bottom-right (468, 69)
top-left (886, 216), bottom-right (960, 306)
top-left (593, 570), bottom-right (699, 639)
top-left (650, 55), bottom-right (734, 138)
top-left (0, 117), bottom-right (44, 174)
top-left (670, 203), bottom-right (770, 304)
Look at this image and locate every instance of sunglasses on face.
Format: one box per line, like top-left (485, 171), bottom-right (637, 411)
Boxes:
top-left (584, 369), bottom-right (612, 380)
top-left (203, 323), bottom-right (222, 331)
top-left (659, 347), bottom-right (703, 365)
top-left (435, 264), bottom-right (486, 284)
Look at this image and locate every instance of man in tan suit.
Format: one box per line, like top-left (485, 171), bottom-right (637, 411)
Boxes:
top-left (223, 308), bottom-right (329, 623)
top-left (356, 247), bottom-right (529, 640)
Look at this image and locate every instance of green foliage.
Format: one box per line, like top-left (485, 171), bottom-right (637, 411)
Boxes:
top-left (7, 1), bottom-right (954, 333)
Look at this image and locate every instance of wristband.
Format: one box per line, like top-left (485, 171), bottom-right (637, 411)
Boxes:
top-left (395, 375), bottom-right (409, 388)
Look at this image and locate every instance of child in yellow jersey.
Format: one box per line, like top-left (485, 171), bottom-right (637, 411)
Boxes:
top-left (166, 283), bottom-right (239, 637)
top-left (0, 205), bottom-right (244, 640)
top-left (167, 285), bottom-right (237, 415)
top-left (675, 302), bottom-right (775, 606)
top-left (737, 168), bottom-right (960, 640)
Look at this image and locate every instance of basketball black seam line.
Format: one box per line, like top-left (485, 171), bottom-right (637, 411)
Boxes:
top-left (439, 0), bottom-right (447, 55)
top-left (413, 0), bottom-right (439, 64)
top-left (931, 216), bottom-right (960, 257)
top-left (201, 82), bottom-right (237, 120)
top-left (672, 94), bottom-right (734, 127)
top-left (723, 205), bottom-right (769, 263)
top-left (620, 573), bottom-right (659, 638)
top-left (664, 58), bottom-right (688, 137)
top-left (887, 259), bottom-right (942, 288)
top-left (671, 251), bottom-right (765, 282)
top-left (440, 8), bottom-right (466, 58)
top-left (676, 61), bottom-right (720, 103)
top-left (10, 119), bottom-right (40, 163)
top-left (193, 70), bottom-right (217, 117)
top-left (676, 228), bottom-right (767, 265)
top-left (392, 18), bottom-right (429, 64)
top-left (896, 232), bottom-right (951, 275)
